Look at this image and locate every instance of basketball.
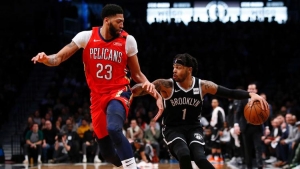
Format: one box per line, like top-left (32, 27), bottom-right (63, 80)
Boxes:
top-left (244, 101), bottom-right (270, 125)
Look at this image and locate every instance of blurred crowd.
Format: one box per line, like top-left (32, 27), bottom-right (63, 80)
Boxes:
top-left (1, 0), bottom-right (300, 167)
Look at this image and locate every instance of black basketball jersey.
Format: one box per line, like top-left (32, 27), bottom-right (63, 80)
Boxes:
top-left (162, 77), bottom-right (203, 126)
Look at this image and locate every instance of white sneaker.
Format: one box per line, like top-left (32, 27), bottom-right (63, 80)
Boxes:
top-left (137, 161), bottom-right (147, 168)
top-left (265, 156), bottom-right (277, 163)
top-left (38, 160), bottom-right (42, 164)
top-left (23, 160), bottom-right (28, 164)
top-left (94, 157), bottom-right (101, 163)
top-left (82, 157), bottom-right (87, 163)
top-left (227, 157), bottom-right (237, 165)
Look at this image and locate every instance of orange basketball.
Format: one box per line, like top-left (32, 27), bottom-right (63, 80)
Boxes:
top-left (244, 101), bottom-right (270, 125)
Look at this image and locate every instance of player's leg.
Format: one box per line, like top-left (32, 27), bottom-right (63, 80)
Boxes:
top-left (189, 127), bottom-right (215, 169)
top-left (106, 99), bottom-right (137, 169)
top-left (168, 139), bottom-right (193, 169)
top-left (97, 136), bottom-right (122, 166)
top-left (190, 143), bottom-right (215, 169)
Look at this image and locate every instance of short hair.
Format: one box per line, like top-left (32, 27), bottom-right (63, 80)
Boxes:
top-left (173, 53), bottom-right (198, 75)
top-left (101, 4), bottom-right (123, 19)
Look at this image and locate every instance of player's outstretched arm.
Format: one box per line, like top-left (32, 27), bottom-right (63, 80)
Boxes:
top-left (201, 80), bottom-right (269, 110)
top-left (31, 41), bottom-right (79, 66)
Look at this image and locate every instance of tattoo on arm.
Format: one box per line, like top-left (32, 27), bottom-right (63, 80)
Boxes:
top-left (61, 42), bottom-right (76, 62)
top-left (46, 41), bottom-right (77, 66)
top-left (202, 80), bottom-right (218, 91)
top-left (47, 54), bottom-right (58, 66)
top-left (153, 79), bottom-right (172, 91)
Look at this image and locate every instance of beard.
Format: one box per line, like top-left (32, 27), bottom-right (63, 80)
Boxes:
top-left (109, 22), bottom-right (120, 38)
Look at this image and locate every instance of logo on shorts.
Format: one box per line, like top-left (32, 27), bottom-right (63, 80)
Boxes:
top-left (194, 133), bottom-right (203, 140)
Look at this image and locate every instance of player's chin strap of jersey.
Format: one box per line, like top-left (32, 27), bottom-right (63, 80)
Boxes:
top-left (216, 85), bottom-right (250, 100)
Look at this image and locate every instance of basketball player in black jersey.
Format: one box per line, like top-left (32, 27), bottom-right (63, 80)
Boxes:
top-left (132, 53), bottom-right (269, 169)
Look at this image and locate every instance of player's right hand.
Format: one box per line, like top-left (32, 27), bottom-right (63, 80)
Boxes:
top-left (153, 95), bottom-right (164, 122)
top-left (31, 52), bottom-right (48, 64)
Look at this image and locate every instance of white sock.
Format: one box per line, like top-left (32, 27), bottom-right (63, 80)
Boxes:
top-left (83, 155), bottom-right (87, 159)
top-left (38, 155), bottom-right (41, 161)
top-left (94, 155), bottom-right (98, 159)
top-left (121, 157), bottom-right (137, 169)
top-left (191, 161), bottom-right (199, 169)
top-left (25, 155), bottom-right (28, 161)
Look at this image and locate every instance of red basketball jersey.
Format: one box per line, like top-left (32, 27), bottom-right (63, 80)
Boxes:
top-left (83, 27), bottom-right (131, 94)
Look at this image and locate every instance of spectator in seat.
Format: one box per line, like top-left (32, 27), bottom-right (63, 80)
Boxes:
top-left (48, 132), bottom-right (70, 163)
top-left (65, 124), bottom-right (80, 162)
top-left (23, 123), bottom-right (43, 164)
top-left (42, 120), bottom-right (59, 163)
top-left (126, 119), bottom-right (143, 142)
top-left (144, 119), bottom-right (160, 158)
top-left (77, 118), bottom-right (90, 141)
top-left (82, 122), bottom-right (101, 163)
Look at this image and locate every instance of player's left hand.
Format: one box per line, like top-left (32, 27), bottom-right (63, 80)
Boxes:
top-left (142, 81), bottom-right (155, 94)
top-left (248, 93), bottom-right (269, 110)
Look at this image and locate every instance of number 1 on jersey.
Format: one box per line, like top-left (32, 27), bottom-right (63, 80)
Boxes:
top-left (182, 109), bottom-right (186, 120)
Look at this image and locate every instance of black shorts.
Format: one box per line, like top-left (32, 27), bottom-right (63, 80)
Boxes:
top-left (162, 124), bottom-right (205, 160)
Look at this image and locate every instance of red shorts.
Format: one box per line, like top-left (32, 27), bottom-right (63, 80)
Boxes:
top-left (90, 86), bottom-right (133, 139)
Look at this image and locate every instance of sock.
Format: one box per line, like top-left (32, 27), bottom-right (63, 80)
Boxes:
top-left (121, 157), bottom-right (137, 169)
top-left (191, 161), bottom-right (199, 169)
top-left (83, 155), bottom-right (87, 159)
top-left (38, 155), bottom-right (41, 161)
top-left (25, 155), bottom-right (28, 161)
top-left (94, 155), bottom-right (98, 159)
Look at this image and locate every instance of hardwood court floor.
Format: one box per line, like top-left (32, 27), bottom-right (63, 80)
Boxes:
top-left (0, 163), bottom-right (234, 169)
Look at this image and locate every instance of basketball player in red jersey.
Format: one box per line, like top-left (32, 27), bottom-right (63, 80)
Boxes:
top-left (31, 4), bottom-right (163, 169)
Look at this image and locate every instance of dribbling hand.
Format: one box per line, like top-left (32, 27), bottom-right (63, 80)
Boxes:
top-left (31, 52), bottom-right (48, 64)
top-left (248, 93), bottom-right (269, 110)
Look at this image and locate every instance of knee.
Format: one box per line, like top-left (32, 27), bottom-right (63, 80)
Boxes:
top-left (107, 123), bottom-right (123, 145)
top-left (173, 144), bottom-right (190, 159)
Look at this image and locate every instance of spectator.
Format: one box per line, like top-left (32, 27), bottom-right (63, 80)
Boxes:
top-left (48, 133), bottom-right (70, 163)
top-left (23, 123), bottom-right (43, 164)
top-left (144, 119), bottom-right (160, 158)
top-left (77, 118), bottom-right (90, 140)
top-left (126, 119), bottom-right (144, 142)
top-left (82, 122), bottom-right (101, 163)
top-left (33, 110), bottom-right (42, 126)
top-left (42, 120), bottom-right (59, 163)
top-left (65, 124), bottom-right (80, 162)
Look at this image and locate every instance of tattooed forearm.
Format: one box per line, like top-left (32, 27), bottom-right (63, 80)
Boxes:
top-left (153, 79), bottom-right (172, 91)
top-left (62, 42), bottom-right (77, 62)
top-left (45, 54), bottom-right (59, 66)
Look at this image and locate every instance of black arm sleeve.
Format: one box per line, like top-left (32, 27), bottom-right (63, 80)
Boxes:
top-left (215, 85), bottom-right (250, 100)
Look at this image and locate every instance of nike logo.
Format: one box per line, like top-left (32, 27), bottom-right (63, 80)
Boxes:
top-left (174, 89), bottom-right (180, 92)
top-left (93, 39), bottom-right (101, 42)
top-left (125, 159), bottom-right (131, 163)
top-left (126, 163), bottom-right (133, 167)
